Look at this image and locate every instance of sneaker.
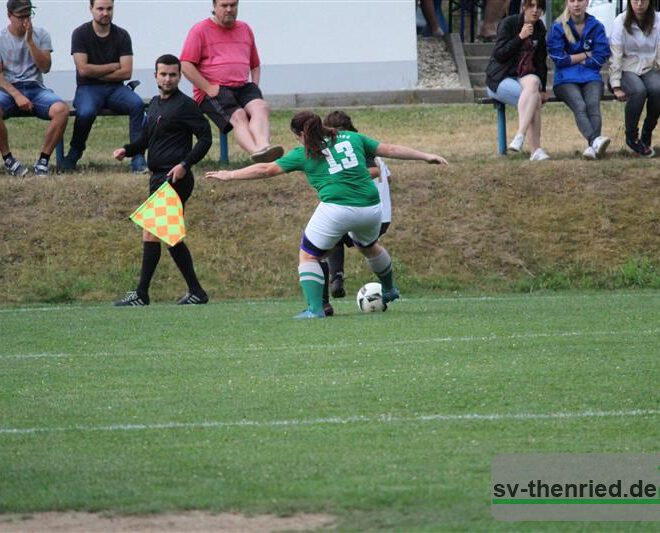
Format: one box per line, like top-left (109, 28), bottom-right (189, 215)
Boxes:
top-left (582, 146), bottom-right (597, 160)
top-left (530, 148), bottom-right (550, 161)
top-left (4, 157), bottom-right (28, 177)
top-left (323, 302), bottom-right (335, 317)
top-left (131, 154), bottom-right (148, 174)
top-left (176, 290), bottom-right (209, 305)
top-left (508, 133), bottom-right (525, 153)
top-left (626, 137), bottom-right (654, 157)
top-left (113, 290), bottom-right (149, 306)
top-left (382, 287), bottom-right (400, 304)
top-left (330, 274), bottom-right (346, 298)
top-left (251, 145), bottom-right (284, 163)
top-left (293, 308), bottom-right (325, 319)
top-left (33, 157), bottom-right (49, 176)
top-left (591, 136), bottom-right (610, 157)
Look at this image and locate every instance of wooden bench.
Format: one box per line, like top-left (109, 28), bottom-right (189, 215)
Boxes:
top-left (53, 107), bottom-right (229, 167)
top-left (477, 93), bottom-right (617, 154)
top-left (12, 82), bottom-right (229, 167)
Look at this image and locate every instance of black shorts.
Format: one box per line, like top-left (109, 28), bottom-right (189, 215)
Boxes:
top-left (149, 171), bottom-right (194, 208)
top-left (199, 82), bottom-right (264, 134)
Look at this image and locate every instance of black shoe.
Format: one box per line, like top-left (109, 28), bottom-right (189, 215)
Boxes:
top-left (323, 302), bottom-right (334, 317)
top-left (113, 290), bottom-right (149, 306)
top-left (177, 290), bottom-right (209, 305)
top-left (626, 137), bottom-right (654, 157)
top-left (330, 274), bottom-right (346, 298)
top-left (59, 150), bottom-right (82, 171)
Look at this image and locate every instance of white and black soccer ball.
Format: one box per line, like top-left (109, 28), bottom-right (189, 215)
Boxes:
top-left (356, 282), bottom-right (387, 313)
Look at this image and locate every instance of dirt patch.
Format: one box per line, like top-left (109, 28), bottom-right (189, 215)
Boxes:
top-left (0, 512), bottom-right (336, 532)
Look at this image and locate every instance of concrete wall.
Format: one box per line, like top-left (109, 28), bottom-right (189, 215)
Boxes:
top-left (36, 0), bottom-right (417, 102)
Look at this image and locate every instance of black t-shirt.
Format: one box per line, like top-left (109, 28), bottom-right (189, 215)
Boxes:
top-left (71, 21), bottom-right (133, 85)
top-left (123, 89), bottom-right (212, 173)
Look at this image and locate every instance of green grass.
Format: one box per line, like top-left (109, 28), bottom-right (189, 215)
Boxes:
top-left (3, 103), bottom-right (660, 303)
top-left (1, 291), bottom-right (658, 529)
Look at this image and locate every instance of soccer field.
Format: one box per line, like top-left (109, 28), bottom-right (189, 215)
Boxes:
top-left (1, 291), bottom-right (659, 530)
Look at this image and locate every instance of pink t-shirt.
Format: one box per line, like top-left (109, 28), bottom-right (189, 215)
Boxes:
top-left (180, 19), bottom-right (260, 103)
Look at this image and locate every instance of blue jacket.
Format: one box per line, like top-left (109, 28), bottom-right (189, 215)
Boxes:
top-left (548, 13), bottom-right (610, 87)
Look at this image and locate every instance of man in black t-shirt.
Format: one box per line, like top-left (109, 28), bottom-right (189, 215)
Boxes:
top-left (112, 54), bottom-right (212, 307)
top-left (60, 0), bottom-right (146, 172)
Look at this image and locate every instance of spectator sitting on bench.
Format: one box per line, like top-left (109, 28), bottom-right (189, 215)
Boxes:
top-left (60, 0), bottom-right (146, 172)
top-left (548, 0), bottom-right (611, 159)
top-left (609, 0), bottom-right (660, 157)
top-left (485, 0), bottom-right (551, 161)
top-left (0, 0), bottom-right (68, 176)
top-left (180, 0), bottom-right (283, 163)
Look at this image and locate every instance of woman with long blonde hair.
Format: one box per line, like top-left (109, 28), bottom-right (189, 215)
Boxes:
top-left (548, 0), bottom-right (611, 158)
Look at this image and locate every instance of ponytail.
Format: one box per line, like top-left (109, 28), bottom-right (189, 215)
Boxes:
top-left (290, 111), bottom-right (337, 159)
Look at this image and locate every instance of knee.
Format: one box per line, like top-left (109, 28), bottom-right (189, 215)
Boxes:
top-left (74, 105), bottom-right (98, 121)
top-left (574, 101), bottom-right (588, 114)
top-left (128, 98), bottom-right (145, 117)
top-left (50, 102), bottom-right (69, 121)
top-left (143, 230), bottom-right (160, 243)
top-left (299, 249), bottom-right (321, 263)
top-left (247, 99), bottom-right (270, 117)
top-left (230, 108), bottom-right (249, 127)
top-left (628, 86), bottom-right (648, 101)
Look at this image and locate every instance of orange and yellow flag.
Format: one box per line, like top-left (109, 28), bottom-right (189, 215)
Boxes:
top-left (129, 181), bottom-right (186, 246)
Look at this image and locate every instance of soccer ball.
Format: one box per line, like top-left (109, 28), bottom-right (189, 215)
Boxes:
top-left (356, 282), bottom-right (387, 313)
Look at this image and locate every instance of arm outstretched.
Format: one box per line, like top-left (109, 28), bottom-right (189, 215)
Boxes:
top-left (375, 143), bottom-right (448, 165)
top-left (206, 162), bottom-right (284, 182)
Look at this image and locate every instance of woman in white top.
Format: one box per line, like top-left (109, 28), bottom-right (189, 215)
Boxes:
top-left (609, 0), bottom-right (660, 156)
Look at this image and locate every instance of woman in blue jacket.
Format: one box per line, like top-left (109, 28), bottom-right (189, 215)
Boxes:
top-left (548, 0), bottom-right (611, 159)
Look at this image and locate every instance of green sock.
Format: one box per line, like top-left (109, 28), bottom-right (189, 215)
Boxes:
top-left (367, 249), bottom-right (394, 291)
top-left (298, 261), bottom-right (325, 313)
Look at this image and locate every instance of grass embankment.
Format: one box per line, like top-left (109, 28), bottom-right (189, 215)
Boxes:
top-left (1, 103), bottom-right (659, 303)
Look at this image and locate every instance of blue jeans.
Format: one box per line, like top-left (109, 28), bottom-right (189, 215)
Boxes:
top-left (70, 83), bottom-right (145, 159)
top-left (553, 81), bottom-right (603, 145)
top-left (0, 82), bottom-right (63, 119)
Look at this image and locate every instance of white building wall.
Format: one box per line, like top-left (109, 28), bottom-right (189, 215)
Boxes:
top-left (37, 0), bottom-right (417, 102)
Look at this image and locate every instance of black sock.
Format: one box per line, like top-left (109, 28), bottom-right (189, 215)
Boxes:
top-left (3, 152), bottom-right (13, 162)
top-left (136, 241), bottom-right (161, 296)
top-left (327, 244), bottom-right (345, 279)
top-left (320, 260), bottom-right (330, 305)
top-left (168, 242), bottom-right (202, 293)
top-left (39, 153), bottom-right (50, 163)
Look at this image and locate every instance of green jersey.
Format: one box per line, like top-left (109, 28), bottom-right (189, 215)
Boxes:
top-left (275, 130), bottom-right (381, 207)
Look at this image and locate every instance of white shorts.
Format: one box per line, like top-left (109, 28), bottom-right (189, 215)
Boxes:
top-left (302, 202), bottom-right (382, 254)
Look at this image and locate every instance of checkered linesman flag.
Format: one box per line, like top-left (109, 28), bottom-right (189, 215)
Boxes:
top-left (129, 181), bottom-right (186, 246)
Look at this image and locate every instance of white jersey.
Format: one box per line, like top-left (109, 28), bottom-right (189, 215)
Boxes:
top-left (374, 157), bottom-right (392, 223)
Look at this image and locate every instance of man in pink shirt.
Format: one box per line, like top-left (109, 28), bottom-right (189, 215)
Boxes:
top-left (180, 0), bottom-right (283, 163)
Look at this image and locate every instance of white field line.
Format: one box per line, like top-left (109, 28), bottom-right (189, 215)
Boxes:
top-left (3, 328), bottom-right (659, 361)
top-left (1, 409), bottom-right (658, 436)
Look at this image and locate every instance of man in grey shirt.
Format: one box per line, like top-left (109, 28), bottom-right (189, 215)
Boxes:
top-left (0, 0), bottom-right (68, 176)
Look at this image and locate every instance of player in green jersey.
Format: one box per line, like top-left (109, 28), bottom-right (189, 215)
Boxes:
top-left (206, 111), bottom-right (447, 319)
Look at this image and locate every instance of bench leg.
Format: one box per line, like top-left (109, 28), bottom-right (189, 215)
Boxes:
top-left (495, 102), bottom-right (507, 155)
top-left (220, 131), bottom-right (229, 164)
top-left (56, 139), bottom-right (64, 167)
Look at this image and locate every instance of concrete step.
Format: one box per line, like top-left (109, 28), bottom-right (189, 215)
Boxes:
top-left (466, 56), bottom-right (490, 71)
top-left (463, 42), bottom-right (495, 57)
